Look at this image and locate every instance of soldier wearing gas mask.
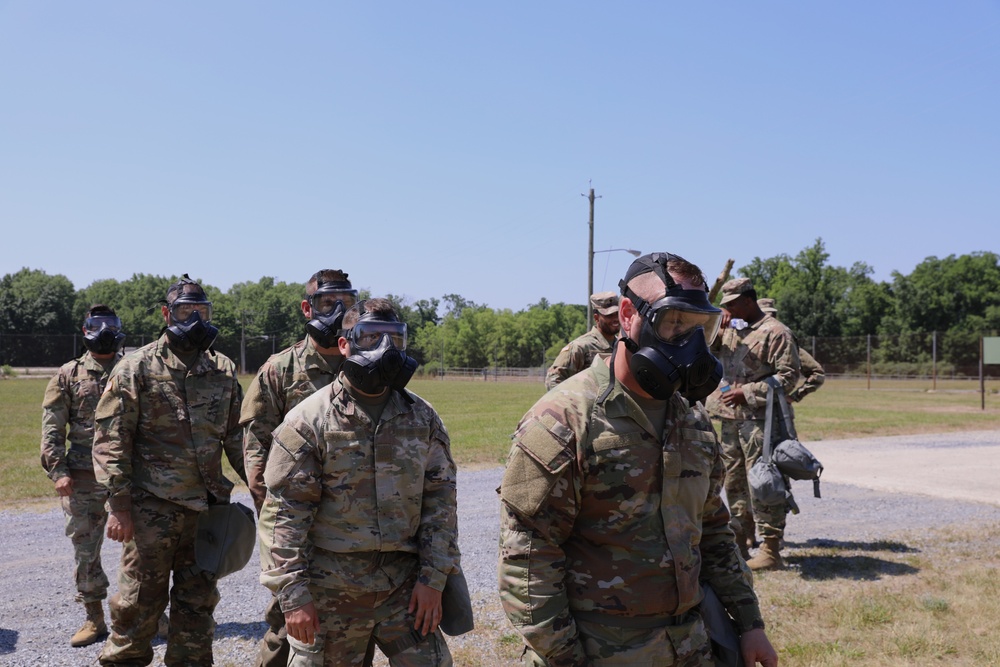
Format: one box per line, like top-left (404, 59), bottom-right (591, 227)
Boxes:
top-left (92, 275), bottom-right (247, 667)
top-left (41, 304), bottom-right (125, 647)
top-left (259, 297), bottom-right (459, 667)
top-left (241, 269), bottom-right (358, 667)
top-left (499, 252), bottom-right (778, 667)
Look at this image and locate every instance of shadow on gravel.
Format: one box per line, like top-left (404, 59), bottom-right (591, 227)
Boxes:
top-left (785, 538), bottom-right (918, 553)
top-left (215, 621), bottom-right (268, 639)
top-left (0, 628), bottom-right (18, 654)
top-left (789, 553), bottom-right (919, 581)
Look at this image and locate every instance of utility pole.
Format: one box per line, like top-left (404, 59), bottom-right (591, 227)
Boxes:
top-left (583, 185), bottom-right (601, 323)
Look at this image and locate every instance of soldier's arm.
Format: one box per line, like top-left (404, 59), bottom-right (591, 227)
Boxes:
top-left (241, 364), bottom-right (283, 512)
top-left (259, 421), bottom-right (322, 614)
top-left (741, 330), bottom-right (801, 410)
top-left (40, 370), bottom-right (71, 482)
top-left (698, 427), bottom-right (766, 634)
top-left (416, 412), bottom-right (459, 592)
top-left (544, 341), bottom-right (584, 391)
top-left (223, 372), bottom-right (247, 485)
top-left (498, 415), bottom-right (586, 667)
top-left (93, 366), bottom-right (140, 511)
top-left (789, 349), bottom-right (825, 402)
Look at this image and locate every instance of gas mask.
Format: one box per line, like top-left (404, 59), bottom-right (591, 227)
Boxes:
top-left (618, 271), bottom-right (724, 402)
top-left (82, 315), bottom-right (126, 355)
top-left (342, 313), bottom-right (417, 395)
top-left (305, 280), bottom-right (358, 348)
top-left (165, 298), bottom-right (219, 352)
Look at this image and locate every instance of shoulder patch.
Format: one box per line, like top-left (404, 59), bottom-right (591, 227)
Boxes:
top-left (501, 416), bottom-right (575, 517)
top-left (264, 423), bottom-right (314, 490)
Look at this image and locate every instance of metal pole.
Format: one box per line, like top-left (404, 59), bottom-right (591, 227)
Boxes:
top-left (981, 335), bottom-right (985, 411)
top-left (587, 187), bottom-right (595, 323)
top-left (240, 312), bottom-right (247, 374)
top-left (932, 330), bottom-right (937, 390)
top-left (867, 334), bottom-right (871, 390)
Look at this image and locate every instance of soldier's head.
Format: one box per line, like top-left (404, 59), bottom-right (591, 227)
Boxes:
top-left (720, 277), bottom-right (761, 320)
top-left (757, 298), bottom-right (778, 316)
top-left (338, 298), bottom-right (417, 396)
top-left (302, 269), bottom-right (358, 352)
top-left (161, 274), bottom-right (219, 352)
top-left (589, 291), bottom-right (621, 338)
top-left (82, 304), bottom-right (125, 358)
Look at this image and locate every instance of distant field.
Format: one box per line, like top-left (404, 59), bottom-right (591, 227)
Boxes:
top-left (2, 375), bottom-right (998, 503)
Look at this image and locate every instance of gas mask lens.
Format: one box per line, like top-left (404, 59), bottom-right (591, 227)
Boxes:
top-left (352, 321), bottom-right (407, 351)
top-left (650, 304), bottom-right (722, 345)
top-left (309, 289), bottom-right (358, 315)
top-left (84, 315), bottom-right (122, 333)
top-left (170, 301), bottom-right (212, 323)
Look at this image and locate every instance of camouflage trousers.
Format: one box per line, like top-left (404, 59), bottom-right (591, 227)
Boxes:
top-left (60, 469), bottom-right (109, 604)
top-left (253, 594), bottom-right (290, 667)
top-left (99, 490), bottom-right (220, 667)
top-left (522, 612), bottom-right (712, 666)
top-left (718, 419), bottom-right (787, 540)
top-left (287, 572), bottom-right (452, 667)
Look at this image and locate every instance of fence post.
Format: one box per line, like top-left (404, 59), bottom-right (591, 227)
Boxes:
top-left (867, 334), bottom-right (871, 390)
top-left (932, 330), bottom-right (937, 391)
top-left (981, 335), bottom-right (985, 411)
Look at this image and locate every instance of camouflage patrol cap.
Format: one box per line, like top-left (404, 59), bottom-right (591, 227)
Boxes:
top-left (589, 291), bottom-right (619, 316)
top-left (758, 298), bottom-right (777, 314)
top-left (719, 277), bottom-right (754, 305)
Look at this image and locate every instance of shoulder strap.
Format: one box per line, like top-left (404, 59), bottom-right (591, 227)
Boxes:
top-left (762, 381), bottom-right (775, 462)
top-left (764, 376), bottom-right (798, 441)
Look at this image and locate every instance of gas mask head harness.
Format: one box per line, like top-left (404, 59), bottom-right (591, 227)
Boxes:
top-left (164, 275), bottom-right (219, 352)
top-left (603, 252), bottom-right (724, 403)
top-left (342, 301), bottom-right (417, 398)
top-left (82, 311), bottom-right (126, 355)
top-left (305, 277), bottom-right (358, 349)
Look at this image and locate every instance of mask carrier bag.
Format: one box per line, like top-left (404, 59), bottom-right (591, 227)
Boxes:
top-left (762, 377), bottom-right (824, 504)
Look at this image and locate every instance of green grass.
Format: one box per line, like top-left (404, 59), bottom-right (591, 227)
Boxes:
top-left (3, 375), bottom-right (998, 503)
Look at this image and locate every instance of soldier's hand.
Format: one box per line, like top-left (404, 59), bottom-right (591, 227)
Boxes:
top-left (408, 582), bottom-right (443, 637)
top-left (106, 510), bottom-right (134, 543)
top-left (285, 602), bottom-right (320, 646)
top-left (54, 476), bottom-right (74, 497)
top-left (740, 627), bottom-right (779, 666)
top-left (721, 385), bottom-right (748, 407)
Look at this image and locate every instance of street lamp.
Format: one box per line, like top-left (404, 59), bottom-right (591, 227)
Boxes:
top-left (588, 248), bottom-right (641, 322)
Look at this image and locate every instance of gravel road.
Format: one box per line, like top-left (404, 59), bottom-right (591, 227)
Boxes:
top-left (2, 430), bottom-right (999, 666)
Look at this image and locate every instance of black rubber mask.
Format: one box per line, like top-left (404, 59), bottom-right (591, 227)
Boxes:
top-left (342, 329), bottom-right (417, 395)
top-left (166, 310), bottom-right (219, 352)
top-left (83, 318), bottom-right (126, 356)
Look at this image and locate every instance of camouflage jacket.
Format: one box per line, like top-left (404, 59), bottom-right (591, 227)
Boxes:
top-left (41, 353), bottom-right (119, 481)
top-left (240, 336), bottom-right (342, 511)
top-left (545, 326), bottom-right (615, 390)
top-left (789, 346), bottom-right (825, 403)
top-left (499, 358), bottom-right (763, 665)
top-left (93, 334), bottom-right (246, 513)
top-left (704, 314), bottom-right (801, 421)
top-left (258, 376), bottom-right (459, 613)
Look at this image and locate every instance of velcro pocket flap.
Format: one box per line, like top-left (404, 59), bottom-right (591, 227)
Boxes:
top-left (264, 425), bottom-right (312, 490)
top-left (501, 417), bottom-right (574, 518)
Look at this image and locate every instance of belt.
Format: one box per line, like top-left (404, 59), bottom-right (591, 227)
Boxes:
top-left (573, 610), bottom-right (687, 629)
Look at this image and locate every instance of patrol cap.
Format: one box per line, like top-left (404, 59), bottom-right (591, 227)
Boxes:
top-left (719, 277), bottom-right (754, 305)
top-left (194, 502), bottom-right (256, 579)
top-left (758, 298), bottom-right (777, 314)
top-left (589, 291), bottom-right (619, 316)
top-left (166, 274), bottom-right (209, 305)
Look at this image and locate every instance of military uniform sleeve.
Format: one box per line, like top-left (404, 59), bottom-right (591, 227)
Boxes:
top-left (545, 341), bottom-right (585, 391)
top-left (223, 372), bottom-right (247, 486)
top-left (498, 412), bottom-right (587, 667)
top-left (416, 412), bottom-right (459, 592)
top-left (697, 423), bottom-right (766, 633)
top-left (259, 419), bottom-right (322, 612)
top-left (40, 369), bottom-right (71, 481)
top-left (241, 363), bottom-right (284, 512)
top-left (93, 365), bottom-right (140, 511)
top-left (789, 348), bottom-right (825, 402)
top-left (741, 329), bottom-right (801, 411)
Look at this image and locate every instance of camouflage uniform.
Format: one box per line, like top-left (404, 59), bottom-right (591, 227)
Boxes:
top-left (789, 346), bottom-right (825, 403)
top-left (544, 327), bottom-right (615, 390)
top-left (240, 335), bottom-right (342, 667)
top-left (93, 334), bottom-right (246, 666)
top-left (499, 358), bottom-right (764, 667)
top-left (259, 376), bottom-right (459, 667)
top-left (704, 316), bottom-right (800, 541)
top-left (41, 353), bottom-right (118, 605)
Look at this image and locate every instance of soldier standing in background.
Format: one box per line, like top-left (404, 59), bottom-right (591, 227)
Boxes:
top-left (241, 268), bottom-right (358, 667)
top-left (93, 275), bottom-right (247, 666)
top-left (41, 304), bottom-right (125, 647)
top-left (757, 299), bottom-right (827, 405)
top-left (499, 253), bottom-right (778, 666)
top-left (259, 298), bottom-right (459, 666)
top-left (544, 291), bottom-right (620, 389)
top-left (705, 279), bottom-right (800, 571)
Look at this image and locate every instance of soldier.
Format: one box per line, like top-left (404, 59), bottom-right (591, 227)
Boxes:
top-left (241, 268), bottom-right (358, 667)
top-left (757, 299), bottom-right (826, 404)
top-left (498, 253), bottom-right (778, 667)
top-left (259, 298), bottom-right (459, 666)
top-left (705, 279), bottom-right (800, 571)
top-left (93, 274), bottom-right (247, 666)
top-left (41, 304), bottom-right (125, 647)
top-left (544, 291), bottom-right (620, 389)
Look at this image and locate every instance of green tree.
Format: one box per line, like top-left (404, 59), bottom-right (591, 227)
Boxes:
top-left (0, 268), bottom-right (76, 333)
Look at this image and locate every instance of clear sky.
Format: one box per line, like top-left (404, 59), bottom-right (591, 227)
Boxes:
top-left (2, 2), bottom-right (998, 312)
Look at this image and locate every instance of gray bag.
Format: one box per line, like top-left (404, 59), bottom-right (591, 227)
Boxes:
top-left (193, 501), bottom-right (256, 579)
top-left (765, 377), bottom-right (823, 498)
top-left (699, 582), bottom-right (743, 667)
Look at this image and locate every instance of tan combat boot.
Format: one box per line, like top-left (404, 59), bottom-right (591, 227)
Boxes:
top-left (747, 537), bottom-right (785, 571)
top-left (70, 601), bottom-right (108, 647)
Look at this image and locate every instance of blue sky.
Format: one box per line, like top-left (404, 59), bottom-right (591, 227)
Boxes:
top-left (2, 2), bottom-right (998, 311)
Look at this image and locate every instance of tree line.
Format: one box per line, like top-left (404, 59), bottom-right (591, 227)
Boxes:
top-left (2, 239), bottom-right (998, 373)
